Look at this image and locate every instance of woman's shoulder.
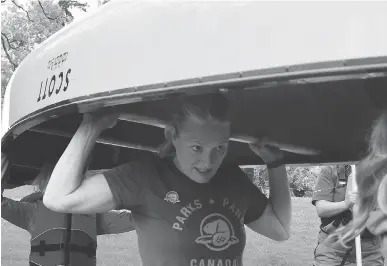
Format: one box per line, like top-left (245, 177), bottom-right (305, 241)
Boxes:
top-left (218, 163), bottom-right (250, 183)
top-left (220, 163), bottom-right (244, 173)
top-left (87, 154), bottom-right (159, 171)
top-left (93, 153), bottom-right (165, 179)
top-left (123, 153), bottom-right (165, 170)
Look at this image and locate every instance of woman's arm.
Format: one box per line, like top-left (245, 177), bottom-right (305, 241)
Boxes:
top-left (247, 165), bottom-right (291, 241)
top-left (43, 111), bottom-right (119, 214)
top-left (2, 194), bottom-right (37, 231)
top-left (1, 153), bottom-right (37, 231)
top-left (246, 141), bottom-right (291, 241)
top-left (315, 198), bottom-right (353, 218)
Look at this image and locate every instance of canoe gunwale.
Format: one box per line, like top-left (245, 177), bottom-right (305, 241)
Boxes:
top-left (3, 57), bottom-right (387, 146)
top-left (29, 126), bottom-right (159, 153)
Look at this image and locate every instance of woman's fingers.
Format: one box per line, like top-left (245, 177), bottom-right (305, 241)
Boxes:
top-left (82, 109), bottom-right (120, 130)
top-left (232, 135), bottom-right (320, 155)
top-left (248, 138), bottom-right (284, 164)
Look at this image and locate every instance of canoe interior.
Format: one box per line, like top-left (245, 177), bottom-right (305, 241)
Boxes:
top-left (3, 76), bottom-right (387, 186)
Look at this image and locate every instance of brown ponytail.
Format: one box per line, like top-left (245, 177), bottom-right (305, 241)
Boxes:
top-left (158, 138), bottom-right (175, 158)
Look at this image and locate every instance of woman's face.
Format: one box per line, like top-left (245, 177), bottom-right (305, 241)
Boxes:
top-left (172, 116), bottom-right (231, 183)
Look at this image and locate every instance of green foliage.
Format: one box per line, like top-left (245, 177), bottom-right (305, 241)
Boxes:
top-left (241, 166), bottom-right (266, 187)
top-left (241, 166), bottom-right (268, 196)
top-left (287, 166), bottom-right (319, 197)
top-left (242, 165), bottom-right (320, 197)
top-left (98, 0), bottom-right (111, 5)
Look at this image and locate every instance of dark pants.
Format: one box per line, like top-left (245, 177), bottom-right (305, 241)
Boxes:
top-left (313, 231), bottom-right (384, 266)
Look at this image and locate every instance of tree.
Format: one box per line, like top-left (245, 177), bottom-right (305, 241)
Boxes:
top-left (243, 165), bottom-right (320, 197)
top-left (1, 0), bottom-right (89, 105)
top-left (287, 166), bottom-right (319, 197)
top-left (98, 0), bottom-right (111, 5)
top-left (241, 166), bottom-right (269, 197)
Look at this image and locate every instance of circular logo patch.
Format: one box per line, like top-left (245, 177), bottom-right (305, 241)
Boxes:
top-left (195, 213), bottom-right (239, 251)
top-left (164, 191), bottom-right (180, 204)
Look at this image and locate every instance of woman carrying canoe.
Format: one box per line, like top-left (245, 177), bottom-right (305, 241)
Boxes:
top-left (1, 155), bottom-right (136, 266)
top-left (43, 93), bottom-right (292, 266)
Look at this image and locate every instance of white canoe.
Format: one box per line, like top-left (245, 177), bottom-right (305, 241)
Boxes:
top-left (2, 1), bottom-right (387, 185)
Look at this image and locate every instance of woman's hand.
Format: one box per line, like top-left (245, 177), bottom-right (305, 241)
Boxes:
top-left (82, 109), bottom-right (120, 132)
top-left (344, 192), bottom-right (358, 209)
top-left (43, 108), bottom-right (120, 214)
top-left (249, 138), bottom-right (285, 165)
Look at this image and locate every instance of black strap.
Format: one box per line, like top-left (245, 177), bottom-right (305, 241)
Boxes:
top-left (68, 243), bottom-right (96, 257)
top-left (31, 241), bottom-right (65, 255)
top-left (64, 214), bottom-right (72, 265)
top-left (31, 240), bottom-right (96, 257)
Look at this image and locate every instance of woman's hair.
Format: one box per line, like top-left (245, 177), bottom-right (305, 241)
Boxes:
top-left (158, 93), bottom-right (231, 158)
top-left (369, 110), bottom-right (387, 157)
top-left (330, 110), bottom-right (387, 247)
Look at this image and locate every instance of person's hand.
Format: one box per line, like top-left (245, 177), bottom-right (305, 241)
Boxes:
top-left (82, 109), bottom-right (120, 132)
top-left (345, 192), bottom-right (358, 209)
top-left (249, 138), bottom-right (285, 165)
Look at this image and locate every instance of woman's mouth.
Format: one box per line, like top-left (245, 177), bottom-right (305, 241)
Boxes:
top-left (195, 168), bottom-right (212, 174)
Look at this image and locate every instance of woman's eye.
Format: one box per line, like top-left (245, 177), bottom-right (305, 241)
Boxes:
top-left (192, 146), bottom-right (202, 152)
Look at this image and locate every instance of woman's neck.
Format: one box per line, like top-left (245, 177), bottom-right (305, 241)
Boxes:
top-left (172, 156), bottom-right (183, 174)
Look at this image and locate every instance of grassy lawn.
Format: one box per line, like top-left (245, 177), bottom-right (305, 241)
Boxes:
top-left (2, 187), bottom-right (320, 265)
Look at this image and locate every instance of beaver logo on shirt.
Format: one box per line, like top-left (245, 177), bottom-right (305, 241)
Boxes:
top-left (195, 213), bottom-right (239, 251)
top-left (164, 191), bottom-right (180, 204)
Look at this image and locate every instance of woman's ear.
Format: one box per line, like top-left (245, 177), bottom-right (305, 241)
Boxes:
top-left (164, 125), bottom-right (176, 143)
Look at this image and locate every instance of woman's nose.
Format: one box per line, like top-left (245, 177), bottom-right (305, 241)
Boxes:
top-left (199, 151), bottom-right (216, 167)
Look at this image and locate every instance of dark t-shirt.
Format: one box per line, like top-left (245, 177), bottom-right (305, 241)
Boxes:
top-left (103, 155), bottom-right (268, 266)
